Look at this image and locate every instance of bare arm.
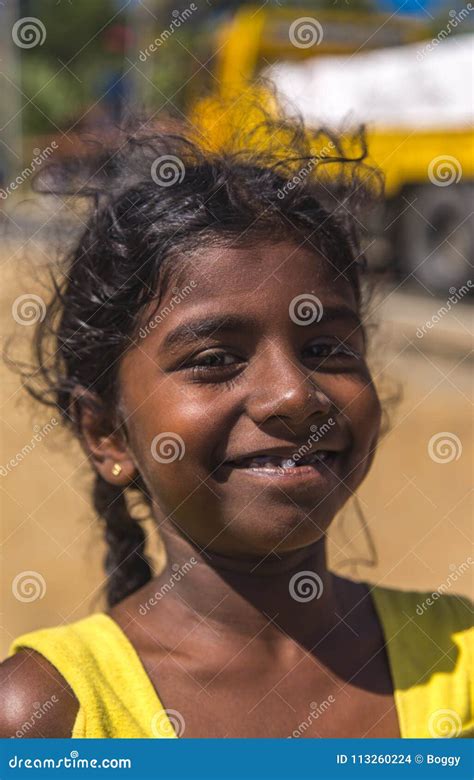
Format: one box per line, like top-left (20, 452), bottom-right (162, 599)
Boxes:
top-left (0, 650), bottom-right (79, 738)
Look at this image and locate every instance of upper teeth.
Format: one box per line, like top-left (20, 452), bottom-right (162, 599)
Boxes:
top-left (239, 452), bottom-right (330, 468)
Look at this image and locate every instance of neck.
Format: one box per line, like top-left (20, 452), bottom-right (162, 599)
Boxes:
top-left (147, 521), bottom-right (343, 646)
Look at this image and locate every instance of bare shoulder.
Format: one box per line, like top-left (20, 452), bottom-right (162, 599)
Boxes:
top-left (0, 650), bottom-right (79, 738)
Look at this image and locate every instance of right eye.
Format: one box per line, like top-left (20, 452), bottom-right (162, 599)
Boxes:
top-left (180, 349), bottom-right (246, 383)
top-left (188, 350), bottom-right (242, 369)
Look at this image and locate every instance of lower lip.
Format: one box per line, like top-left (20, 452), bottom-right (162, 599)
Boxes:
top-left (220, 455), bottom-right (340, 487)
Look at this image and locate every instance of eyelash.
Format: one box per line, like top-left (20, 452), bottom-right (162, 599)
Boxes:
top-left (187, 353), bottom-right (243, 387)
top-left (184, 342), bottom-right (361, 382)
top-left (305, 343), bottom-right (361, 360)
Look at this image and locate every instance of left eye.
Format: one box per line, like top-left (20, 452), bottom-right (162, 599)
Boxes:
top-left (305, 343), bottom-right (360, 360)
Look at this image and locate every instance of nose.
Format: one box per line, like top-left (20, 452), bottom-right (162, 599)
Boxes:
top-left (245, 346), bottom-right (333, 427)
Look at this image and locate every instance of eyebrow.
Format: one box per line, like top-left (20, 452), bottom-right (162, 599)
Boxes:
top-left (160, 306), bottom-right (362, 352)
top-left (322, 305), bottom-right (362, 329)
top-left (161, 315), bottom-right (250, 352)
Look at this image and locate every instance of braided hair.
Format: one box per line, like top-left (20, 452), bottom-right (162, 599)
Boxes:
top-left (13, 103), bottom-right (381, 606)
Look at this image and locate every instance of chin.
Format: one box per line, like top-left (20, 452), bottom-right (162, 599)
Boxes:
top-left (222, 502), bottom-right (339, 559)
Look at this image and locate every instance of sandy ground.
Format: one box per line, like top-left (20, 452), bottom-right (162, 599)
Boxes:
top-left (1, 239), bottom-right (472, 657)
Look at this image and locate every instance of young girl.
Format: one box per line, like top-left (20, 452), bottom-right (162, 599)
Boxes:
top-left (1, 112), bottom-right (472, 739)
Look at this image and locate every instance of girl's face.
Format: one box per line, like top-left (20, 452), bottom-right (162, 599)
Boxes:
top-left (118, 241), bottom-right (381, 558)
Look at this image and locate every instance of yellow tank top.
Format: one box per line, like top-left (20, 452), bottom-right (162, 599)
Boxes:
top-left (9, 586), bottom-right (473, 738)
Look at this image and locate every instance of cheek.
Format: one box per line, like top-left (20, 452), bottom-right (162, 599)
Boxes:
top-left (124, 381), bottom-right (223, 498)
top-left (325, 371), bottom-right (381, 435)
top-left (342, 377), bottom-right (382, 478)
top-left (319, 371), bottom-right (380, 468)
top-left (352, 381), bottom-right (382, 442)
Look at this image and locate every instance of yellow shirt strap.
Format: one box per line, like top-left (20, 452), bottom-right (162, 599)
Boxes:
top-left (372, 586), bottom-right (473, 738)
top-left (10, 613), bottom-right (176, 738)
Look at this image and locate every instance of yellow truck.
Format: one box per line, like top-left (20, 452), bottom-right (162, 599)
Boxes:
top-left (197, 6), bottom-right (473, 295)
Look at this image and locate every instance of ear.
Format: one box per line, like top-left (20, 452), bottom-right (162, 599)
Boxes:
top-left (71, 388), bottom-right (137, 487)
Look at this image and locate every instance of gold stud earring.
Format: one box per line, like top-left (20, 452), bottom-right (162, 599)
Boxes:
top-left (112, 463), bottom-right (122, 477)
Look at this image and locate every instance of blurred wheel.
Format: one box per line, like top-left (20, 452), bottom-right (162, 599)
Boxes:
top-left (392, 184), bottom-right (473, 296)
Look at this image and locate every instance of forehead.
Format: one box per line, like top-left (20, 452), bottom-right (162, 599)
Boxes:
top-left (166, 240), bottom-right (356, 309)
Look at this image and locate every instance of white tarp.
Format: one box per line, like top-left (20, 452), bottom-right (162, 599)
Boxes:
top-left (266, 33), bottom-right (473, 129)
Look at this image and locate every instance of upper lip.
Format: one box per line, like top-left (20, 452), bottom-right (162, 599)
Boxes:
top-left (225, 443), bottom-right (345, 463)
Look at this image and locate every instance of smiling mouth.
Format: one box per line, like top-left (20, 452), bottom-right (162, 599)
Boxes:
top-left (227, 450), bottom-right (338, 475)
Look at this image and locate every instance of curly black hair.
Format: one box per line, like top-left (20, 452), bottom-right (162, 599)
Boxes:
top-left (12, 105), bottom-right (382, 607)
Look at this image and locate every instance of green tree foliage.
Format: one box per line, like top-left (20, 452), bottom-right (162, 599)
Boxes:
top-left (19, 0), bottom-right (123, 134)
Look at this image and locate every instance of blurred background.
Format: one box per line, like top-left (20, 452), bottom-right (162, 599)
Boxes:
top-left (1, 0), bottom-right (472, 656)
